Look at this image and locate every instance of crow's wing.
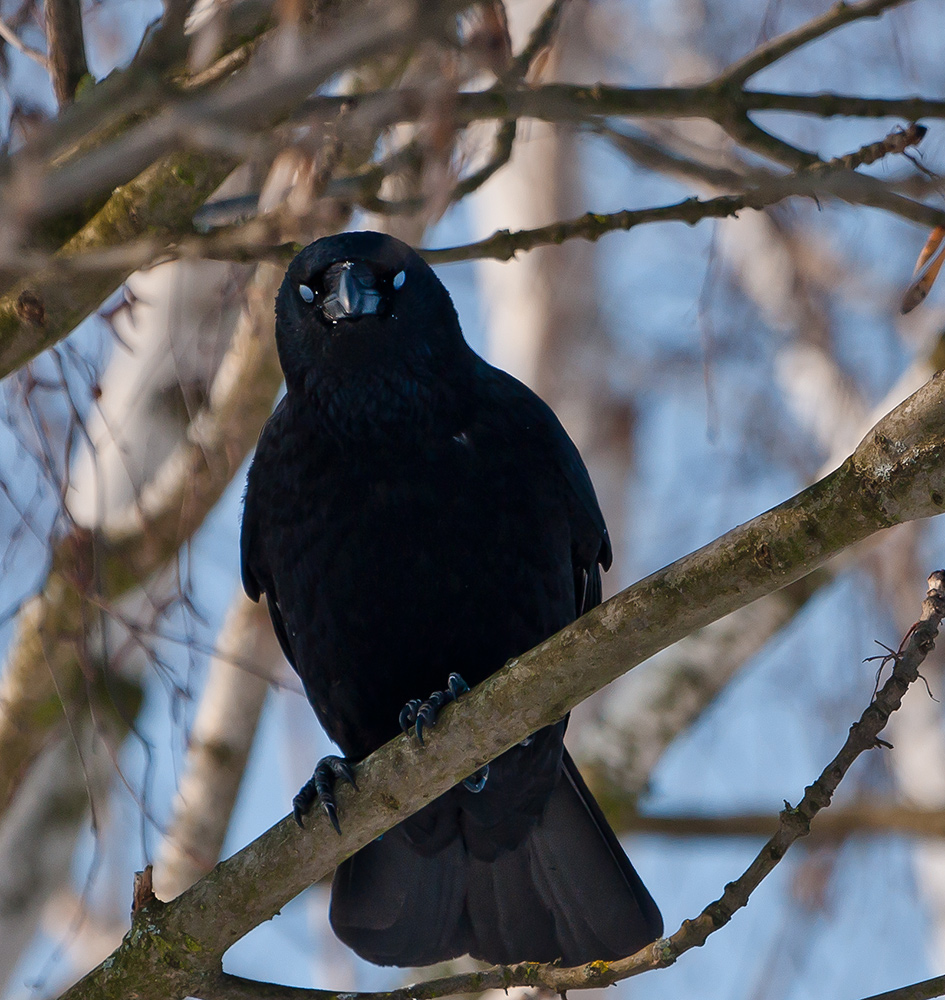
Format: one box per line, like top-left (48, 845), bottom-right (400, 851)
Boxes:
top-left (241, 409), bottom-right (298, 672)
top-left (475, 361), bottom-right (612, 618)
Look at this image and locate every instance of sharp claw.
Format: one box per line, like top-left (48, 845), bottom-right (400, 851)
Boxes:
top-left (292, 775), bottom-right (317, 827)
top-left (399, 699), bottom-right (420, 734)
top-left (448, 673), bottom-right (469, 698)
top-left (322, 798), bottom-right (342, 835)
top-left (338, 760), bottom-right (358, 790)
top-left (463, 764), bottom-right (489, 793)
top-left (402, 674), bottom-right (471, 744)
top-left (293, 756), bottom-right (354, 834)
top-left (416, 701), bottom-right (440, 744)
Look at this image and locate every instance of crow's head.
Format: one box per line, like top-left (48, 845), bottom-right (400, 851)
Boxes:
top-left (275, 231), bottom-right (469, 394)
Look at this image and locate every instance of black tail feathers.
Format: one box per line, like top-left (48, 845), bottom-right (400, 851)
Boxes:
top-left (329, 751), bottom-right (662, 967)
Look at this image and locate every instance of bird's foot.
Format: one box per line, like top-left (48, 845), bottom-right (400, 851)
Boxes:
top-left (293, 755), bottom-right (358, 833)
top-left (399, 672), bottom-right (469, 745)
top-left (462, 764), bottom-right (489, 793)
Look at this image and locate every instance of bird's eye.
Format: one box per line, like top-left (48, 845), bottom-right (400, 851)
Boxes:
top-left (392, 270), bottom-right (406, 291)
top-left (299, 284), bottom-right (315, 303)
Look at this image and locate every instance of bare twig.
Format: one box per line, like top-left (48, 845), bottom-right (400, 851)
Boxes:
top-left (301, 83), bottom-right (945, 132)
top-left (720, 0), bottom-right (911, 87)
top-left (718, 112), bottom-right (819, 168)
top-left (820, 121), bottom-right (928, 171)
top-left (0, 16), bottom-right (48, 69)
top-left (856, 975), bottom-right (945, 1000)
top-left (611, 802), bottom-right (945, 841)
top-left (422, 169), bottom-right (945, 265)
top-left (451, 0), bottom-right (569, 201)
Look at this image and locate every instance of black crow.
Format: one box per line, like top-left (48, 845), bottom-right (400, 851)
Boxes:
top-left (241, 231), bottom-right (662, 967)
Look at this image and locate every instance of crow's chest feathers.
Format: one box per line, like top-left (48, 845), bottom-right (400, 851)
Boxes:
top-left (307, 367), bottom-right (457, 448)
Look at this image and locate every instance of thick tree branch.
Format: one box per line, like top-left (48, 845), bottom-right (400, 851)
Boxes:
top-left (196, 571), bottom-right (945, 999)
top-left (44, 0), bottom-right (89, 107)
top-left (53, 367), bottom-right (945, 999)
top-left (0, 149), bottom-right (238, 374)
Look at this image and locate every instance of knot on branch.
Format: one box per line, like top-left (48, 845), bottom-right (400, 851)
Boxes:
top-left (15, 289), bottom-right (46, 326)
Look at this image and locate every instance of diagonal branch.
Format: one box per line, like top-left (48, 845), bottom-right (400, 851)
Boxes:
top-left (54, 367), bottom-right (945, 1000)
top-left (858, 975), bottom-right (945, 1000)
top-left (0, 17), bottom-right (48, 70)
top-left (0, 149), bottom-right (239, 374)
top-left (719, 0), bottom-right (911, 87)
top-left (204, 570), bottom-right (944, 1000)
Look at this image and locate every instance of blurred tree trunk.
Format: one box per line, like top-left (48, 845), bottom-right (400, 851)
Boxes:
top-left (0, 246), bottom-right (256, 980)
top-left (477, 0), bottom-right (634, 587)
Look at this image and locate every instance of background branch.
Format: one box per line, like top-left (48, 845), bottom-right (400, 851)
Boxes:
top-left (44, 0), bottom-right (89, 107)
top-left (718, 0), bottom-right (910, 87)
top-left (0, 260), bottom-right (285, 820)
top-left (422, 164), bottom-right (945, 265)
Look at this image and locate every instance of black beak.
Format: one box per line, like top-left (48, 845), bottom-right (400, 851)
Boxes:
top-left (322, 262), bottom-right (383, 322)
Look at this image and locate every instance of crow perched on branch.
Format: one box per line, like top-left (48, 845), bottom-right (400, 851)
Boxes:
top-left (241, 231), bottom-right (662, 967)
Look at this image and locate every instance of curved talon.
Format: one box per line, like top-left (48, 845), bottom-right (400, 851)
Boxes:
top-left (447, 673), bottom-right (469, 698)
top-left (414, 699), bottom-right (435, 744)
top-left (463, 764), bottom-right (489, 793)
top-left (293, 755), bottom-right (357, 833)
top-left (415, 690), bottom-right (449, 744)
top-left (399, 699), bottom-right (422, 734)
top-left (400, 673), bottom-right (471, 745)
